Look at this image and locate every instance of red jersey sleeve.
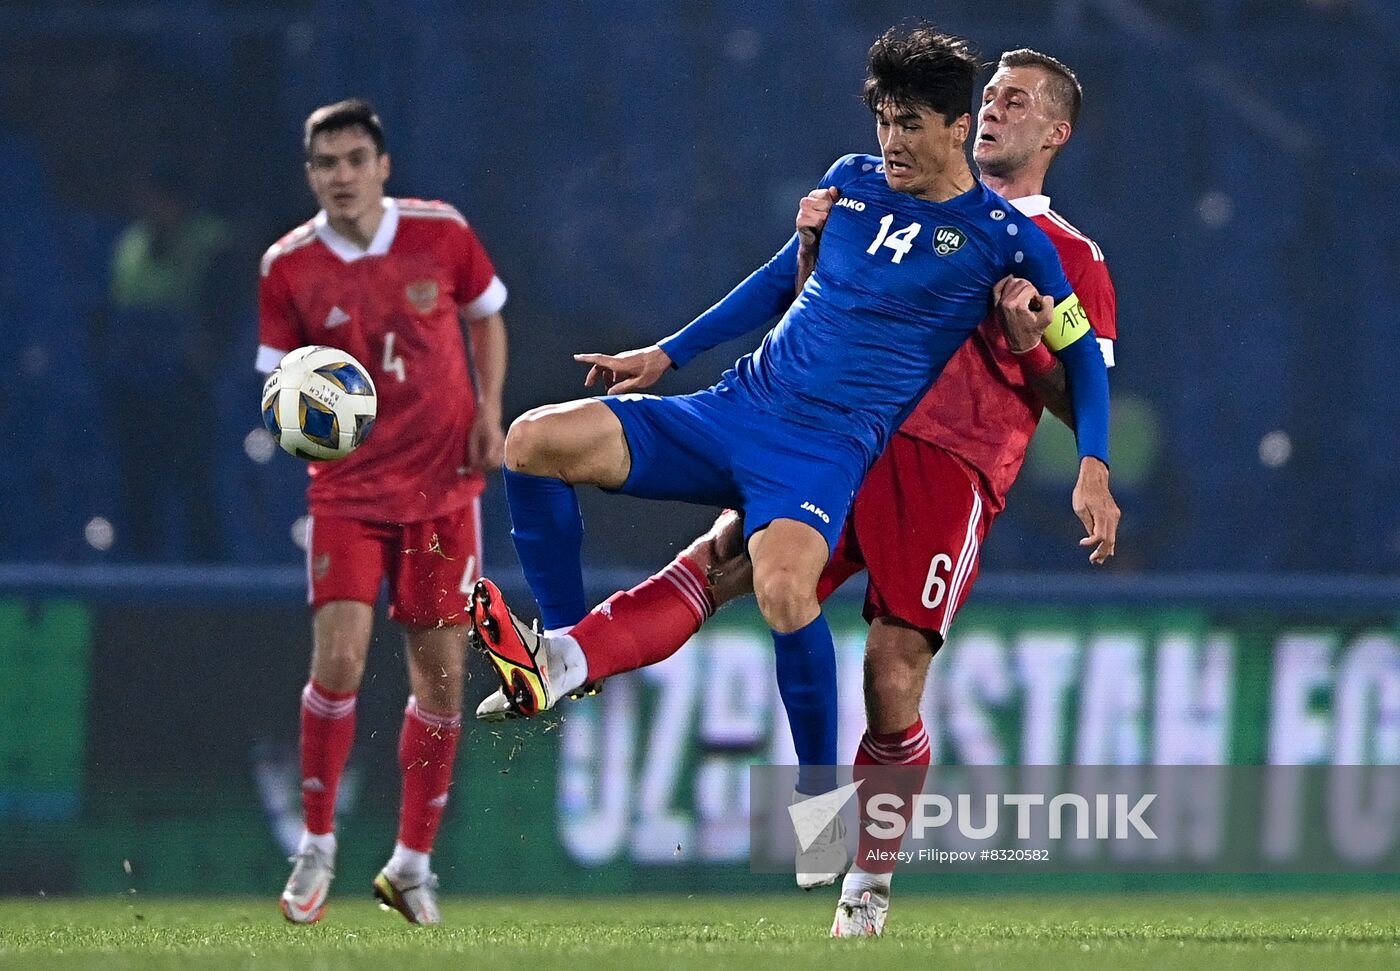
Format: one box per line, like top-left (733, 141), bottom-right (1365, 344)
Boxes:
top-left (257, 258), bottom-right (304, 371)
top-left (1062, 248), bottom-right (1117, 342)
top-left (451, 220), bottom-right (507, 319)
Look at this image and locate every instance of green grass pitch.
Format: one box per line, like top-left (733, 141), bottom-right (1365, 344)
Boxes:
top-left (2, 894), bottom-right (1398, 970)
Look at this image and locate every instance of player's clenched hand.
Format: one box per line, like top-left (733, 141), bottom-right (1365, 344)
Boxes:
top-left (469, 407), bottom-right (506, 471)
top-left (994, 275), bottom-right (1054, 353)
top-left (1072, 457), bottom-right (1120, 565)
top-left (574, 345), bottom-right (673, 395)
top-left (796, 187), bottom-right (839, 247)
top-left (795, 188), bottom-right (837, 293)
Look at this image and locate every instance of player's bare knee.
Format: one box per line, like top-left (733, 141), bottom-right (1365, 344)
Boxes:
top-left (753, 569), bottom-right (818, 633)
top-left (311, 642), bottom-right (367, 690)
top-left (504, 407), bottom-right (559, 474)
top-left (679, 511), bottom-right (752, 607)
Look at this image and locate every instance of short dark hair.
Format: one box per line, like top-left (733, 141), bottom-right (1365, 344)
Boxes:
top-left (862, 24), bottom-right (980, 124)
top-left (997, 49), bottom-right (1083, 127)
top-left (303, 98), bottom-right (386, 156)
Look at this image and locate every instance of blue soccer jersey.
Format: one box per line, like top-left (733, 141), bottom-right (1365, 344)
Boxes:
top-left (662, 154), bottom-right (1078, 462)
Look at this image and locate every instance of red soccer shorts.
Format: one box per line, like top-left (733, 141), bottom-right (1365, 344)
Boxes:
top-left (305, 499), bottom-right (482, 628)
top-left (817, 435), bottom-right (995, 639)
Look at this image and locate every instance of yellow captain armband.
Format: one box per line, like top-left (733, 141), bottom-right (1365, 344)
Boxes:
top-left (1043, 292), bottom-right (1091, 352)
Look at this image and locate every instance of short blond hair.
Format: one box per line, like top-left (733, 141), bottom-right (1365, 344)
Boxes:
top-left (998, 49), bottom-right (1082, 126)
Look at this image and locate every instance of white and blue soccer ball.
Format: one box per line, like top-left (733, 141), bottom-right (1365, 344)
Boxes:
top-left (261, 345), bottom-right (377, 461)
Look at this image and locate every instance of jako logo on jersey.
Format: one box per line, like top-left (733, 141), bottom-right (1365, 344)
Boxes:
top-left (800, 501), bottom-right (830, 524)
top-left (835, 197), bottom-right (866, 212)
top-left (933, 226), bottom-right (967, 257)
top-left (324, 306), bottom-right (350, 329)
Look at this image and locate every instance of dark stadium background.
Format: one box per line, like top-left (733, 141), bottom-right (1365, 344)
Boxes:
top-left (1, 0), bottom-right (1393, 573)
top-left (2, 0), bottom-right (1399, 901)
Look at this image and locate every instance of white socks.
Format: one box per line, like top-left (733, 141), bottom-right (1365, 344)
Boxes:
top-left (385, 842), bottom-right (431, 884)
top-left (299, 830), bottom-right (337, 858)
top-left (842, 862), bottom-right (891, 898)
top-left (545, 633), bottom-right (589, 698)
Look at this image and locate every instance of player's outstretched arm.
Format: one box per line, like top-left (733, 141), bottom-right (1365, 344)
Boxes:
top-left (1072, 457), bottom-right (1120, 565)
top-left (1057, 324), bottom-right (1119, 563)
top-left (653, 233), bottom-right (803, 370)
top-left (998, 276), bottom-right (1118, 564)
top-left (997, 277), bottom-right (1110, 462)
top-left (995, 275), bottom-right (1074, 427)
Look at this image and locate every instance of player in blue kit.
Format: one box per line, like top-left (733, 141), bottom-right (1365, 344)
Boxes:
top-left (471, 25), bottom-right (1110, 842)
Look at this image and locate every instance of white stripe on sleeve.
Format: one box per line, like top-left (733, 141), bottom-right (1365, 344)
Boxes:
top-left (1098, 338), bottom-right (1116, 368)
top-left (463, 276), bottom-right (507, 319)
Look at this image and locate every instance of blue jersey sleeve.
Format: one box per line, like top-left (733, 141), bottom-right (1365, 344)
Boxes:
top-left (658, 233), bottom-right (799, 369)
top-left (1013, 219), bottom-right (1074, 303)
top-left (817, 154), bottom-right (867, 191)
top-left (1055, 326), bottom-right (1111, 465)
top-left (1011, 217), bottom-right (1109, 463)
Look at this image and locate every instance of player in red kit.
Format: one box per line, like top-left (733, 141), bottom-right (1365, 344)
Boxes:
top-left (259, 99), bottom-right (508, 925)
top-left (472, 50), bottom-right (1116, 934)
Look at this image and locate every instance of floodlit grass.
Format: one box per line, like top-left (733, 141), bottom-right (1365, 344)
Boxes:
top-left (2, 894), bottom-right (1398, 970)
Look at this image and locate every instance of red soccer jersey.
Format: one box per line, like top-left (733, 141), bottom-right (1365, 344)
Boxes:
top-left (897, 196), bottom-right (1118, 512)
top-left (258, 197), bottom-right (507, 523)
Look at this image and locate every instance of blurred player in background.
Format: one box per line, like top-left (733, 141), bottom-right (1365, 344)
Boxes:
top-left (470, 23), bottom-right (1111, 894)
top-left (105, 165), bottom-right (238, 561)
top-left (257, 99), bottom-right (508, 925)
top-left (476, 48), bottom-right (1117, 937)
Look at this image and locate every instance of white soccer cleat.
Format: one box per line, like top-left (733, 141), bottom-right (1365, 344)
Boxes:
top-left (475, 679), bottom-right (605, 722)
top-left (373, 869), bottom-right (442, 926)
top-left (279, 846), bottom-right (334, 924)
top-left (475, 688), bottom-right (520, 722)
top-left (831, 887), bottom-right (889, 937)
top-left (796, 812), bottom-right (849, 890)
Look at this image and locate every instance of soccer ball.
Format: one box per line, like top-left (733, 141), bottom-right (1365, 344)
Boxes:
top-left (261, 345), bottom-right (377, 461)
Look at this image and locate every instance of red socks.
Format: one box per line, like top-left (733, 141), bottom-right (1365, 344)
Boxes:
top-left (301, 682), bottom-right (462, 855)
top-left (299, 680), bottom-right (357, 835)
top-left (396, 696), bottom-right (463, 853)
top-left (571, 556), bottom-right (715, 680)
top-left (853, 718), bottom-right (932, 874)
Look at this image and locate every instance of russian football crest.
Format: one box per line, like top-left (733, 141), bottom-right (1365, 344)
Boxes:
top-left (405, 279), bottom-right (440, 313)
top-left (933, 226), bottom-right (967, 257)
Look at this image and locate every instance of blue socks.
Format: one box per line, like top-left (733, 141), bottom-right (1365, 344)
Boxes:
top-left (772, 615), bottom-right (839, 795)
top-left (506, 465), bottom-right (839, 796)
top-left (503, 468), bottom-right (588, 630)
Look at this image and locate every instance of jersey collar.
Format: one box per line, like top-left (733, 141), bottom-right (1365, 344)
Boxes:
top-left (313, 197), bottom-right (400, 263)
top-left (1010, 194), bottom-right (1052, 217)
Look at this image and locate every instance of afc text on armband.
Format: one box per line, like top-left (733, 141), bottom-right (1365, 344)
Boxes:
top-left (1045, 293), bottom-right (1091, 351)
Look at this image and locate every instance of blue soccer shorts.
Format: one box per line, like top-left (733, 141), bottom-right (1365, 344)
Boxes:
top-left (601, 387), bottom-right (871, 552)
